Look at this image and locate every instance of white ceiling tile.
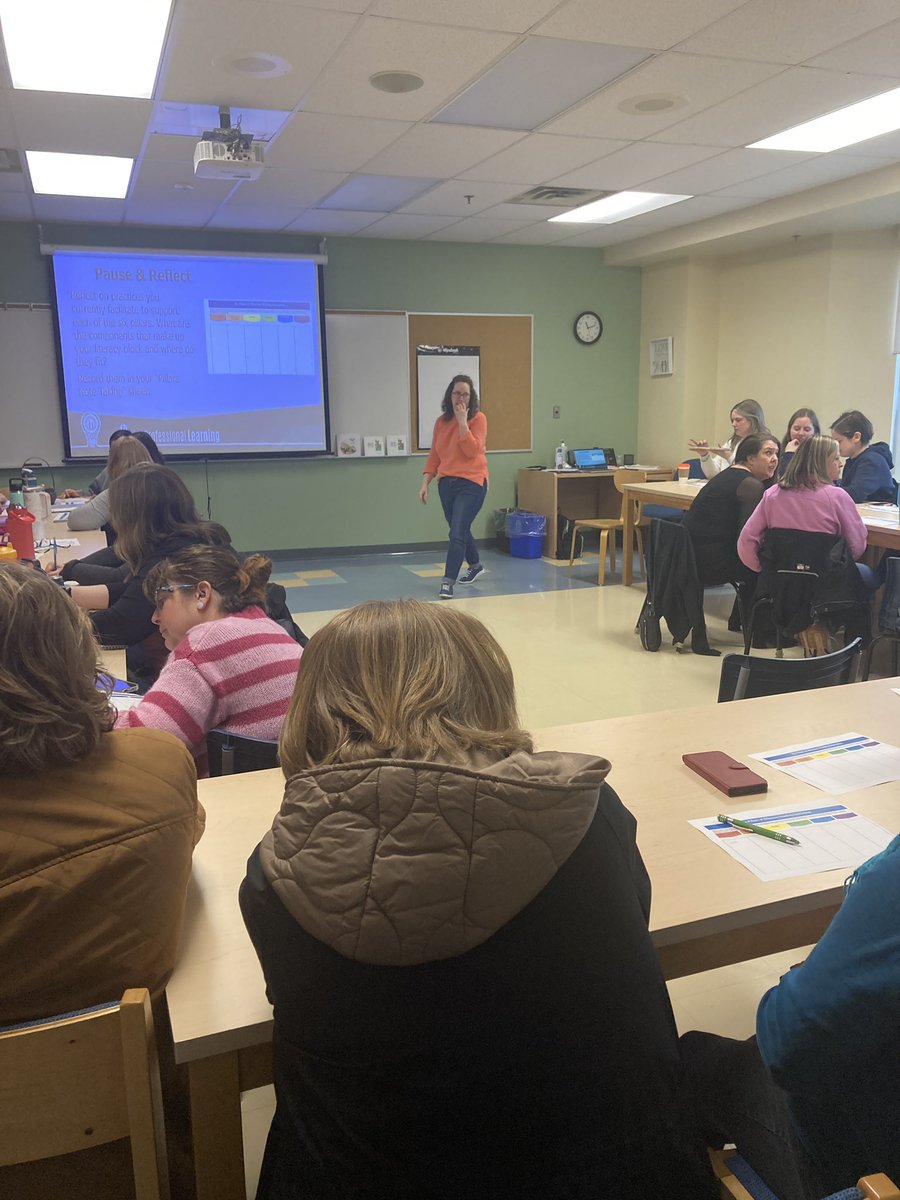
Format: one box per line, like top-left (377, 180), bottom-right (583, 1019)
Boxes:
top-left (249, 0), bottom-right (369, 11)
top-left (809, 17), bottom-right (900, 77)
top-left (301, 17), bottom-right (517, 120)
top-left (0, 192), bottom-right (33, 218)
top-left (490, 221), bottom-right (583, 244)
top-left (542, 52), bottom-right (784, 141)
top-left (150, 102), bottom-right (291, 140)
top-left (549, 142), bottom-right (720, 190)
top-left (362, 124), bottom-right (524, 178)
top-left (554, 223), bottom-right (650, 247)
top-left (356, 213), bottom-right (458, 238)
top-left (481, 200), bottom-right (570, 219)
top-left (535, 0), bottom-right (749, 51)
top-left (643, 194), bottom-right (751, 223)
top-left (425, 216), bottom-right (538, 241)
top-left (434, 38), bottom-right (651, 132)
top-left (677, 0), bottom-right (900, 66)
top-left (31, 195), bottom-right (125, 222)
top-left (0, 90), bottom-right (18, 144)
top-left (205, 205), bottom-right (300, 229)
top-left (265, 113), bottom-right (411, 171)
top-left (0, 168), bottom-right (26, 192)
top-left (319, 173), bottom-right (438, 210)
top-left (398, 179), bottom-right (524, 217)
top-left (713, 153), bottom-right (894, 200)
top-left (839, 128), bottom-right (900, 159)
top-left (283, 208), bottom-right (384, 233)
top-left (458, 133), bottom-right (627, 184)
top-left (223, 166), bottom-right (347, 208)
top-left (143, 133), bottom-right (198, 163)
top-left (371, 0), bottom-right (560, 33)
top-left (654, 67), bottom-right (898, 149)
top-left (160, 2), bottom-right (359, 108)
top-left (125, 158), bottom-right (234, 224)
top-left (10, 93), bottom-right (151, 156)
top-left (641, 147), bottom-right (813, 194)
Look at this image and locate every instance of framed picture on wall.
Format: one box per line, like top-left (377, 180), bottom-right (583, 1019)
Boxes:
top-left (649, 336), bottom-right (673, 376)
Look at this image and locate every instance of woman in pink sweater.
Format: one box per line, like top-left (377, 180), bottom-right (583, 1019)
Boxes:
top-left (738, 435), bottom-right (874, 586)
top-left (419, 374), bottom-right (488, 601)
top-left (116, 546), bottom-right (302, 774)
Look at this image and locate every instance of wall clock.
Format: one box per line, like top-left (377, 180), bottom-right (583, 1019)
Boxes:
top-left (574, 311), bottom-right (603, 345)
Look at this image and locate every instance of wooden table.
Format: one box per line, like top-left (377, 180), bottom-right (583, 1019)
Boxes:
top-left (167, 680), bottom-right (900, 1200)
top-left (620, 481), bottom-right (900, 585)
top-left (517, 467), bottom-right (673, 558)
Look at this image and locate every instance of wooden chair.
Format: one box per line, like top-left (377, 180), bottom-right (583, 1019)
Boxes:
top-left (207, 727), bottom-right (280, 775)
top-left (710, 1151), bottom-right (899, 1200)
top-left (0, 988), bottom-right (169, 1200)
top-left (568, 468), bottom-right (648, 585)
top-left (717, 638), bottom-right (862, 702)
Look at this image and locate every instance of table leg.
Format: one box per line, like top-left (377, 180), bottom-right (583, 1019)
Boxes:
top-left (622, 489), bottom-right (635, 586)
top-left (188, 1052), bottom-right (247, 1200)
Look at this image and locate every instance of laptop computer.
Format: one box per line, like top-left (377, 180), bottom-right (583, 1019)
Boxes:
top-left (573, 447), bottom-right (608, 470)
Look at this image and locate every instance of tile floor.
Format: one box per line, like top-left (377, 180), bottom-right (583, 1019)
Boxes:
top-left (239, 543), bottom-right (815, 1197)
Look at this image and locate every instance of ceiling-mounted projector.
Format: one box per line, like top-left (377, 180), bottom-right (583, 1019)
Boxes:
top-left (193, 107), bottom-right (266, 181)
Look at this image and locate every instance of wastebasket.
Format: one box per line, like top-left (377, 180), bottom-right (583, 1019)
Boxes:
top-left (505, 510), bottom-right (546, 559)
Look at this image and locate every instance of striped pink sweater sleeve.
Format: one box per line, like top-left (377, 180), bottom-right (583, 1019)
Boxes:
top-left (115, 606), bottom-right (301, 775)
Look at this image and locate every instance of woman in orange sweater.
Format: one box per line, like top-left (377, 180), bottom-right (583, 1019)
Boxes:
top-left (419, 374), bottom-right (488, 600)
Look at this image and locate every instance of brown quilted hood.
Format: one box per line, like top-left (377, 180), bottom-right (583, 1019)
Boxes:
top-left (258, 750), bottom-right (610, 966)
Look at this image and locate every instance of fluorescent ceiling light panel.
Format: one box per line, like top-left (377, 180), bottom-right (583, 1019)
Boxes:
top-left (0, 0), bottom-right (172, 98)
top-left (550, 191), bottom-right (692, 224)
top-left (26, 151), bottom-right (134, 198)
top-left (749, 84), bottom-right (900, 152)
top-left (433, 38), bottom-right (650, 132)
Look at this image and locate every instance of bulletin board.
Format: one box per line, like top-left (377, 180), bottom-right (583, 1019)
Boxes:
top-left (408, 313), bottom-right (532, 453)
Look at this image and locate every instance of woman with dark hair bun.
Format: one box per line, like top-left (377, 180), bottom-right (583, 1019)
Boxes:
top-left (115, 545), bottom-right (302, 774)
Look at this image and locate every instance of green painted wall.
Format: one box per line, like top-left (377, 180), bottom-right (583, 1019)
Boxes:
top-left (1, 221), bottom-right (641, 551)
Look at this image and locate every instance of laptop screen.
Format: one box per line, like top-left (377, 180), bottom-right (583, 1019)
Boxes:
top-left (573, 447), bottom-right (607, 469)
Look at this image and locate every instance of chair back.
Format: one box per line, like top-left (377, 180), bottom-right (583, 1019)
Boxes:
top-left (207, 727), bottom-right (280, 776)
top-left (613, 468), bottom-right (648, 523)
top-left (0, 988), bottom-right (169, 1199)
top-left (718, 638), bottom-right (862, 702)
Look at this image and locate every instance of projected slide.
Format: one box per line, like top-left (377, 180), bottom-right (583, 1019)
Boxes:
top-left (51, 250), bottom-right (329, 459)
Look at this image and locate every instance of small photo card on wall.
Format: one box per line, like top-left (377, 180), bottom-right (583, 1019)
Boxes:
top-left (649, 336), bottom-right (673, 377)
top-left (336, 433), bottom-right (361, 458)
top-left (364, 436), bottom-right (385, 457)
top-left (386, 435), bottom-right (408, 456)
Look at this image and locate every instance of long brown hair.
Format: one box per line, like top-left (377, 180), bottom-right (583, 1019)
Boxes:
top-left (108, 463), bottom-right (230, 571)
top-left (0, 565), bottom-right (114, 774)
top-left (106, 435), bottom-right (152, 483)
top-left (144, 546), bottom-right (272, 613)
top-left (279, 599), bottom-right (531, 776)
top-left (440, 374), bottom-right (480, 422)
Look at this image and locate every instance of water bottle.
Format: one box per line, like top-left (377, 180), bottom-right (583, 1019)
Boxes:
top-left (555, 441), bottom-right (567, 469)
top-left (6, 477), bottom-right (36, 561)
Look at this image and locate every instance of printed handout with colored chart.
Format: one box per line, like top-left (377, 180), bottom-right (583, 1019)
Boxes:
top-left (749, 732), bottom-right (900, 795)
top-left (690, 804), bottom-right (895, 881)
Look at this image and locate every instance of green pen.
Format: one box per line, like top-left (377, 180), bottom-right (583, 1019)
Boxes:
top-left (717, 814), bottom-right (801, 846)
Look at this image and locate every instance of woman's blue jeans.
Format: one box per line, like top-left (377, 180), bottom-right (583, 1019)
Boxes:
top-left (438, 476), bottom-right (487, 582)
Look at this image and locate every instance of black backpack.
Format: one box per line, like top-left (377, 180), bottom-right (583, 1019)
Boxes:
top-left (556, 515), bottom-right (584, 560)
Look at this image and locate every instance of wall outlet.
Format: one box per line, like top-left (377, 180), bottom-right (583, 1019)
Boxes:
top-left (552, 405), bottom-right (560, 419)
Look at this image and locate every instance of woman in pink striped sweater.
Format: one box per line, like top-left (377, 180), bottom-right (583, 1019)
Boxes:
top-left (115, 546), bottom-right (302, 774)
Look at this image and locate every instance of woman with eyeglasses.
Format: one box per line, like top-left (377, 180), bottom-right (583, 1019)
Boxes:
top-left (114, 545), bottom-right (302, 775)
top-left (418, 374), bottom-right (488, 600)
top-left (66, 462), bottom-right (232, 679)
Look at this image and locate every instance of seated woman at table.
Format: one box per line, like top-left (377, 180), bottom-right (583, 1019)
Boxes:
top-left (689, 398), bottom-right (768, 478)
top-left (830, 409), bottom-right (897, 503)
top-left (60, 428), bottom-right (166, 499)
top-left (683, 433), bottom-right (779, 587)
top-left (0, 563), bottom-right (204, 1026)
top-left (777, 407), bottom-right (819, 477)
top-left (240, 600), bottom-right (717, 1200)
top-left (737, 434), bottom-right (875, 590)
top-left (66, 434), bottom-right (153, 532)
top-left (681, 831), bottom-right (900, 1199)
top-left (114, 545), bottom-right (302, 775)
top-left (67, 462), bottom-right (232, 678)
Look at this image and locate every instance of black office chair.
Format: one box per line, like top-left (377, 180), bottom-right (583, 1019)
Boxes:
top-left (206, 729), bottom-right (280, 776)
top-left (743, 529), bottom-right (871, 658)
top-left (717, 638), bottom-right (862, 702)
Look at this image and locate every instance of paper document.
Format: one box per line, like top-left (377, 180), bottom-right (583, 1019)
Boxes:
top-left (51, 498), bottom-right (88, 510)
top-left (750, 732), bottom-right (900, 795)
top-left (691, 803), bottom-right (894, 881)
top-left (109, 693), bottom-right (142, 712)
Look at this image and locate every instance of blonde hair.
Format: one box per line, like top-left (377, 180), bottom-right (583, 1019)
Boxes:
top-left (0, 565), bottom-right (114, 774)
top-left (106, 435), bottom-right (152, 483)
top-left (279, 599), bottom-right (532, 776)
top-left (144, 546), bottom-right (272, 613)
top-left (780, 434), bottom-right (838, 490)
top-left (727, 399), bottom-right (767, 449)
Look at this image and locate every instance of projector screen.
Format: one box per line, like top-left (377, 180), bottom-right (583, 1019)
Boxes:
top-left (50, 248), bottom-right (330, 459)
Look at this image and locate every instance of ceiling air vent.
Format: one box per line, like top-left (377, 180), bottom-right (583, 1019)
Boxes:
top-left (0, 149), bottom-right (22, 173)
top-left (507, 186), bottom-right (612, 207)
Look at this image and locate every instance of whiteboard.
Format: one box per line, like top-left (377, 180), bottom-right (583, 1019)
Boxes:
top-left (324, 311), bottom-right (409, 449)
top-left (0, 306), bottom-right (66, 469)
top-left (0, 306), bottom-right (409, 467)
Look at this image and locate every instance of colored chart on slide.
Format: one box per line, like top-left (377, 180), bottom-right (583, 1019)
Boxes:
top-left (204, 300), bottom-right (315, 376)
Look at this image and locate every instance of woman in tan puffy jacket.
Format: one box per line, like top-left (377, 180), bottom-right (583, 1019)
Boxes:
top-left (241, 599), bottom-right (716, 1200)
